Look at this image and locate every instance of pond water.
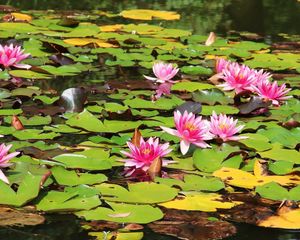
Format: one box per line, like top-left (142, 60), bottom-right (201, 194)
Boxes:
top-left (0, 0), bottom-right (299, 240)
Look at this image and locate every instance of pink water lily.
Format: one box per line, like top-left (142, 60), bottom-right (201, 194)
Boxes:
top-left (0, 44), bottom-right (30, 69)
top-left (252, 80), bottom-right (292, 106)
top-left (121, 137), bottom-right (172, 176)
top-left (253, 69), bottom-right (272, 84)
top-left (161, 111), bottom-right (213, 155)
top-left (144, 61), bottom-right (179, 83)
top-left (215, 58), bottom-right (231, 73)
top-left (209, 111), bottom-right (247, 142)
top-left (218, 63), bottom-right (257, 94)
top-left (0, 143), bottom-right (20, 184)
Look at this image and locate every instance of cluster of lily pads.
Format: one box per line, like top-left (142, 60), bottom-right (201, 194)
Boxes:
top-left (0, 7), bottom-right (299, 240)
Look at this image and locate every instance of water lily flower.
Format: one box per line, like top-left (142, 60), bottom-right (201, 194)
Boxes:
top-left (215, 58), bottom-right (231, 73)
top-left (218, 63), bottom-right (256, 94)
top-left (0, 143), bottom-right (20, 184)
top-left (252, 80), bottom-right (292, 106)
top-left (144, 61), bottom-right (179, 83)
top-left (253, 69), bottom-right (272, 84)
top-left (0, 44), bottom-right (30, 69)
top-left (121, 137), bottom-right (172, 176)
top-left (161, 111), bottom-right (213, 155)
top-left (209, 111), bottom-right (247, 142)
top-left (154, 82), bottom-right (172, 99)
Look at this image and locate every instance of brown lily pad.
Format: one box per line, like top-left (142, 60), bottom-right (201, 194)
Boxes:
top-left (148, 209), bottom-right (236, 240)
top-left (0, 207), bottom-right (45, 226)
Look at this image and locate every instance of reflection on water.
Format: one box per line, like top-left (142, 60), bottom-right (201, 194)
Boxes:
top-left (1, 0), bottom-right (299, 35)
top-left (1, 215), bottom-right (300, 240)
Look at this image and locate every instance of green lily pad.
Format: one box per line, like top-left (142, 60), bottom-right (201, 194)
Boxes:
top-left (36, 186), bottom-right (101, 211)
top-left (96, 182), bottom-right (178, 204)
top-left (193, 144), bottom-right (240, 173)
top-left (172, 81), bottom-right (214, 92)
top-left (12, 129), bottom-right (60, 140)
top-left (76, 201), bottom-right (163, 224)
top-left (0, 173), bottom-right (43, 207)
top-left (258, 143), bottom-right (300, 164)
top-left (52, 148), bottom-right (112, 170)
top-left (256, 182), bottom-right (300, 201)
top-left (51, 166), bottom-right (107, 186)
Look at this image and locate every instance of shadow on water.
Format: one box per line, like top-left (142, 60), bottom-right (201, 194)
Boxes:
top-left (1, 215), bottom-right (300, 240)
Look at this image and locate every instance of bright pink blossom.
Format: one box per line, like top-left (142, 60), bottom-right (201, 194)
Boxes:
top-left (218, 63), bottom-right (257, 94)
top-left (253, 69), bottom-right (272, 84)
top-left (216, 58), bottom-right (230, 73)
top-left (121, 137), bottom-right (172, 176)
top-left (0, 143), bottom-right (20, 184)
top-left (161, 111), bottom-right (213, 155)
top-left (252, 80), bottom-right (292, 106)
top-left (209, 112), bottom-right (247, 142)
top-left (0, 44), bottom-right (30, 69)
top-left (144, 61), bottom-right (179, 83)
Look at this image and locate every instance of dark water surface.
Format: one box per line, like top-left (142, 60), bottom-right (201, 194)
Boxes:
top-left (0, 0), bottom-right (299, 239)
top-left (2, 0), bottom-right (300, 35)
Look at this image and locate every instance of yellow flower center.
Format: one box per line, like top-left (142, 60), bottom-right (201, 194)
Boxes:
top-left (185, 122), bottom-right (197, 131)
top-left (142, 149), bottom-right (151, 154)
top-left (219, 123), bottom-right (228, 130)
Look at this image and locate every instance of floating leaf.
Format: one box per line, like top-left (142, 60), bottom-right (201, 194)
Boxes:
top-left (258, 143), bottom-right (300, 164)
top-left (159, 192), bottom-right (239, 212)
top-left (172, 81), bottom-right (214, 92)
top-left (96, 182), bottom-right (178, 204)
top-left (0, 173), bottom-right (43, 207)
top-left (213, 160), bottom-right (300, 189)
top-left (120, 9), bottom-right (180, 21)
top-left (258, 207), bottom-right (300, 229)
top-left (77, 202), bottom-right (163, 224)
top-left (36, 186), bottom-right (101, 211)
top-left (51, 166), bottom-right (107, 186)
top-left (53, 148), bottom-right (112, 170)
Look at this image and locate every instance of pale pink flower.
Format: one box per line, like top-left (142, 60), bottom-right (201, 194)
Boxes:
top-left (209, 111), bottom-right (247, 142)
top-left (144, 61), bottom-right (179, 83)
top-left (252, 80), bottom-right (292, 106)
top-left (154, 82), bottom-right (172, 99)
top-left (0, 143), bottom-right (20, 184)
top-left (218, 63), bottom-right (257, 94)
top-left (121, 137), bottom-right (172, 176)
top-left (0, 44), bottom-right (30, 69)
top-left (253, 69), bottom-right (272, 84)
top-left (161, 111), bottom-right (213, 155)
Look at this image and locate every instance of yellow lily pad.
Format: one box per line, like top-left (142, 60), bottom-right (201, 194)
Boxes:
top-left (99, 24), bottom-right (124, 32)
top-left (213, 160), bottom-right (300, 189)
top-left (63, 38), bottom-right (117, 48)
top-left (11, 12), bottom-right (32, 22)
top-left (120, 9), bottom-right (180, 21)
top-left (159, 192), bottom-right (239, 212)
top-left (259, 207), bottom-right (300, 229)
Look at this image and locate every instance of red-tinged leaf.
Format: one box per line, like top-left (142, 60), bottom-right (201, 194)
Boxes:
top-left (40, 170), bottom-right (52, 188)
top-left (11, 115), bottom-right (24, 130)
top-left (124, 223), bottom-right (144, 231)
top-left (148, 157), bottom-right (162, 181)
top-left (205, 32), bottom-right (216, 46)
top-left (132, 128), bottom-right (142, 147)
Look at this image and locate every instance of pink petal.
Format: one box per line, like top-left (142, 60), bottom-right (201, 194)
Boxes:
top-left (0, 170), bottom-right (9, 184)
top-left (180, 140), bottom-right (190, 155)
